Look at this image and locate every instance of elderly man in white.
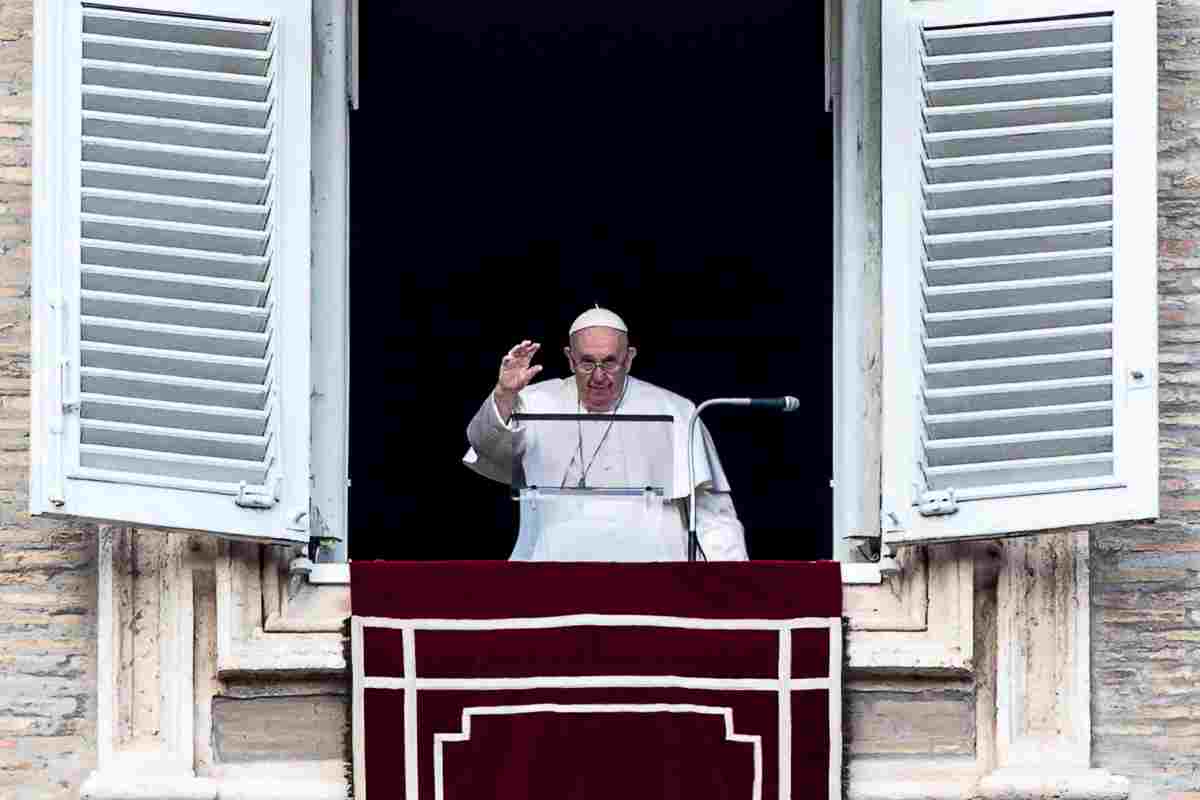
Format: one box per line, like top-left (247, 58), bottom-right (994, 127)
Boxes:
top-left (463, 307), bottom-right (748, 561)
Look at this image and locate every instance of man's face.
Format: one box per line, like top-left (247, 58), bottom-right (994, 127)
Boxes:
top-left (565, 327), bottom-right (637, 412)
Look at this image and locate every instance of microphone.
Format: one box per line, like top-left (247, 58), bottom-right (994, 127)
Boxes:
top-left (686, 396), bottom-right (801, 562)
top-left (749, 396), bottom-right (801, 412)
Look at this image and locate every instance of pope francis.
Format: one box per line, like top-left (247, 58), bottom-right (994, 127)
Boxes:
top-left (463, 307), bottom-right (749, 561)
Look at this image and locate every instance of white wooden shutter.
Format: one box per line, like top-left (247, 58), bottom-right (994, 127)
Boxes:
top-left (881, 0), bottom-right (1157, 544)
top-left (32, 0), bottom-right (312, 543)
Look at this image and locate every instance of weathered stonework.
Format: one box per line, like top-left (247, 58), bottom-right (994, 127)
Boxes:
top-left (1088, 3), bottom-right (1200, 798)
top-left (0, 2), bottom-right (99, 797)
top-left (211, 695), bottom-right (348, 764)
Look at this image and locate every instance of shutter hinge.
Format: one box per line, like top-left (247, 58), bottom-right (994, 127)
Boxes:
top-left (917, 488), bottom-right (958, 517)
top-left (235, 479), bottom-right (279, 509)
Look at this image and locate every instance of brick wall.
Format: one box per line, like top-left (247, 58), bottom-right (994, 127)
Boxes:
top-left (0, 1), bottom-right (99, 798)
top-left (1090, 3), bottom-right (1200, 799)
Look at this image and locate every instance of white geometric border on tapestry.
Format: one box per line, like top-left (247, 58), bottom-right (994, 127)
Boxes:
top-left (434, 704), bottom-right (764, 800)
top-left (351, 614), bottom-right (843, 800)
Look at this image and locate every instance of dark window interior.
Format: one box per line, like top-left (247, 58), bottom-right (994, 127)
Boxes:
top-left (349, 0), bottom-right (833, 560)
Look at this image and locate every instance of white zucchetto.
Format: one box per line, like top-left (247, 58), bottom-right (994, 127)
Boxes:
top-left (569, 306), bottom-right (628, 336)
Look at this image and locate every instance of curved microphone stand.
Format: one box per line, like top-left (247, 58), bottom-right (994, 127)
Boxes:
top-left (686, 396), bottom-right (800, 562)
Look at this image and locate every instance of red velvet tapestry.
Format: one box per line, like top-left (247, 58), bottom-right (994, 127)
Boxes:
top-left (350, 561), bottom-right (843, 800)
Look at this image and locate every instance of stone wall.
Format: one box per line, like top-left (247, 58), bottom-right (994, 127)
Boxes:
top-left (1090, 3), bottom-right (1200, 798)
top-left (0, 1), bottom-right (99, 798)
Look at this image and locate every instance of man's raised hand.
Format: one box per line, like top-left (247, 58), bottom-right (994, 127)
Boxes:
top-left (494, 340), bottom-right (542, 420)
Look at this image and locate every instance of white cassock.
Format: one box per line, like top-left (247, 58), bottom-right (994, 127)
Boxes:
top-left (463, 375), bottom-right (748, 561)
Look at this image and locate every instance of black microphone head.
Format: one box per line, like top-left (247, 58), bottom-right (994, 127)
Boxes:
top-left (748, 397), bottom-right (800, 411)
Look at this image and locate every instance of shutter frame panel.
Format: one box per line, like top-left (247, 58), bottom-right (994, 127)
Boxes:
top-left (32, 0), bottom-right (312, 544)
top-left (881, 0), bottom-right (1157, 544)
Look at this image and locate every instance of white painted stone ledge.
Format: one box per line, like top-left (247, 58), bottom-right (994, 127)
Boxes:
top-left (311, 561), bottom-right (886, 586)
top-left (848, 760), bottom-right (1130, 800)
top-left (976, 768), bottom-right (1131, 800)
top-left (80, 774), bottom-right (347, 800)
top-left (83, 770), bottom-right (1126, 800)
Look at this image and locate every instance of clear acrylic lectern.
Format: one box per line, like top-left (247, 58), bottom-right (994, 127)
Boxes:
top-left (510, 413), bottom-right (675, 561)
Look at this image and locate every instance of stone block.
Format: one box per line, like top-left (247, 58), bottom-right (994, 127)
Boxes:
top-left (0, 143), bottom-right (31, 167)
top-left (0, 222), bottom-right (28, 242)
top-left (0, 96), bottom-right (30, 123)
top-left (212, 695), bottom-right (349, 763)
top-left (0, 1), bottom-right (33, 40)
top-left (0, 166), bottom-right (31, 185)
top-left (847, 688), bottom-right (974, 756)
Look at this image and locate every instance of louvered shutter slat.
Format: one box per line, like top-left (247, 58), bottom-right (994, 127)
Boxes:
top-left (82, 34), bottom-right (271, 76)
top-left (925, 350), bottom-right (1113, 390)
top-left (922, 17), bottom-right (1114, 54)
top-left (925, 146), bottom-right (1113, 182)
top-left (81, 214), bottom-right (269, 255)
top-left (79, 445), bottom-right (267, 485)
top-left (80, 367), bottom-right (268, 410)
top-left (924, 375), bottom-right (1113, 415)
top-left (925, 298), bottom-right (1113, 338)
top-left (925, 69), bottom-right (1113, 107)
top-left (81, 418), bottom-right (269, 461)
top-left (925, 273), bottom-right (1113, 312)
top-left (82, 265), bottom-right (269, 306)
top-left (924, 454), bottom-right (1115, 492)
top-left (924, 120), bottom-right (1113, 159)
top-left (82, 60), bottom-right (272, 102)
top-left (81, 240), bottom-right (268, 280)
top-left (83, 86), bottom-right (270, 128)
top-left (83, 8), bottom-right (273, 48)
top-left (82, 188), bottom-right (269, 229)
top-left (926, 172), bottom-right (1113, 210)
top-left (82, 137), bottom-right (270, 177)
top-left (923, 42), bottom-right (1112, 82)
top-left (925, 197), bottom-right (1113, 234)
top-left (925, 401), bottom-right (1113, 439)
top-left (82, 291), bottom-right (269, 331)
top-left (926, 323), bottom-right (1112, 362)
top-left (926, 427), bottom-right (1112, 465)
top-left (81, 318), bottom-right (269, 359)
top-left (925, 96), bottom-right (1113, 133)
top-left (925, 221), bottom-right (1112, 261)
top-left (81, 341), bottom-right (269, 384)
top-left (925, 248), bottom-right (1113, 285)
top-left (914, 13), bottom-right (1125, 505)
top-left (81, 393), bottom-right (268, 436)
top-left (83, 112), bottom-right (270, 153)
top-left (82, 164), bottom-right (268, 205)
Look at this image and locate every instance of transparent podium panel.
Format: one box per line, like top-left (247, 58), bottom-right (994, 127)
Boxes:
top-left (519, 488), bottom-right (668, 561)
top-left (511, 413), bottom-right (676, 561)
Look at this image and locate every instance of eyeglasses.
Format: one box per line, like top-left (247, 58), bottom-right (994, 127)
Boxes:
top-left (572, 355), bottom-right (626, 375)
